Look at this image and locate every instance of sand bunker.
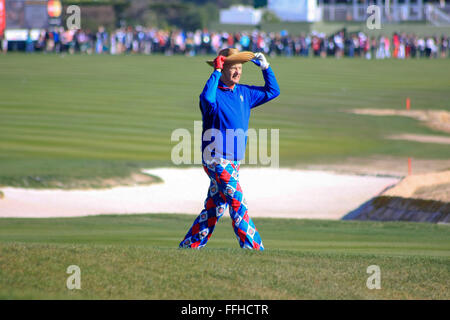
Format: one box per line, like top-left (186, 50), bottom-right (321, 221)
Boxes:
top-left (0, 168), bottom-right (399, 220)
top-left (388, 134), bottom-right (450, 145)
top-left (350, 108), bottom-right (450, 134)
top-left (382, 170), bottom-right (450, 202)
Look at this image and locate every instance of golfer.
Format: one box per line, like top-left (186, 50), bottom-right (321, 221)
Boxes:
top-left (179, 48), bottom-right (280, 250)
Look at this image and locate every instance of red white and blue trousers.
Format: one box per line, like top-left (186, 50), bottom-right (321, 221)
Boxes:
top-left (179, 158), bottom-right (264, 250)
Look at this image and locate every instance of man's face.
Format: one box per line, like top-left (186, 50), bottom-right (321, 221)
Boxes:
top-left (222, 63), bottom-right (242, 85)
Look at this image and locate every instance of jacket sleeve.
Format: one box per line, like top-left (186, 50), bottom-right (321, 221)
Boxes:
top-left (248, 66), bottom-right (280, 109)
top-left (199, 70), bottom-right (221, 113)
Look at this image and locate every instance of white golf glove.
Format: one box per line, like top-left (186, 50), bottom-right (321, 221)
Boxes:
top-left (251, 52), bottom-right (270, 70)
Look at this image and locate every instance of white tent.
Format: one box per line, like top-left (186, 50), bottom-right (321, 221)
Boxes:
top-left (220, 5), bottom-right (263, 25)
top-left (268, 0), bottom-right (321, 22)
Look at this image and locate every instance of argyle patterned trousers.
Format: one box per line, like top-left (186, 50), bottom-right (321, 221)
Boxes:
top-left (179, 158), bottom-right (264, 250)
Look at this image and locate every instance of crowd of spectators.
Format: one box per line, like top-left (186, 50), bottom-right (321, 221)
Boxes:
top-left (1, 26), bottom-right (449, 59)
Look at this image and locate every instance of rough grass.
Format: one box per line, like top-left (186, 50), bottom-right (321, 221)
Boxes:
top-left (0, 214), bottom-right (448, 299)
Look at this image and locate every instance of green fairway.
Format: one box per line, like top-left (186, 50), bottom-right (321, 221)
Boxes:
top-left (0, 214), bottom-right (448, 299)
top-left (0, 54), bottom-right (449, 187)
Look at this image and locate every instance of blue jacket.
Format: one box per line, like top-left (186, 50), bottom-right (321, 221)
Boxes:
top-left (199, 66), bottom-right (280, 161)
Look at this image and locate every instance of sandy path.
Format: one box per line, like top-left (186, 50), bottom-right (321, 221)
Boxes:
top-left (302, 156), bottom-right (450, 177)
top-left (0, 168), bottom-right (399, 220)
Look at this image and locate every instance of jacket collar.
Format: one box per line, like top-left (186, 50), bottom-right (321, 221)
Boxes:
top-left (218, 80), bottom-right (236, 91)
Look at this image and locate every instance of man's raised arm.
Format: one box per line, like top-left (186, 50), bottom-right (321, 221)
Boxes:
top-left (248, 53), bottom-right (280, 109)
top-left (199, 56), bottom-right (226, 112)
